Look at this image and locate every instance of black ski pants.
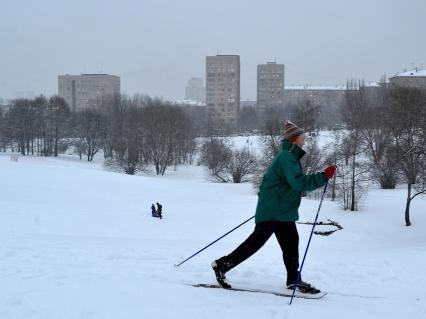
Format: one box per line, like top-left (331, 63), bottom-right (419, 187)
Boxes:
top-left (218, 220), bottom-right (300, 286)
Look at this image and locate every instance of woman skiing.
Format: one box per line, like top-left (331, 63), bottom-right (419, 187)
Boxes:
top-left (212, 120), bottom-right (336, 294)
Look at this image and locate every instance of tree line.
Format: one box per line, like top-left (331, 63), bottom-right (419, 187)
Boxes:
top-left (255, 82), bottom-right (425, 226)
top-left (0, 94), bottom-right (198, 176)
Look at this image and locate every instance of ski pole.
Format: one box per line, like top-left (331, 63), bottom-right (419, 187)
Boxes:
top-left (290, 181), bottom-right (328, 305)
top-left (174, 215), bottom-right (255, 267)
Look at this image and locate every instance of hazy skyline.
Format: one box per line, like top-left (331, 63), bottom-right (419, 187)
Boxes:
top-left (1, 0), bottom-right (425, 101)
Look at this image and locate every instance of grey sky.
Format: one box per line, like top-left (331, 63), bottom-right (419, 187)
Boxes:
top-left (1, 0), bottom-right (425, 101)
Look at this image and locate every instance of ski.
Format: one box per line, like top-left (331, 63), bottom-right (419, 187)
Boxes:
top-left (191, 283), bottom-right (327, 299)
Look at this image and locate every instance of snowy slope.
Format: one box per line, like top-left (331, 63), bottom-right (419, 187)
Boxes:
top-left (1, 153), bottom-right (426, 319)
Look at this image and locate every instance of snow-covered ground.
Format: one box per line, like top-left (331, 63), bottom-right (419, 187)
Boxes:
top-left (1, 152), bottom-right (426, 319)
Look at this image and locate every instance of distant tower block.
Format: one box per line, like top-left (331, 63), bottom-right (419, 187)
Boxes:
top-left (206, 55), bottom-right (240, 131)
top-left (58, 74), bottom-right (120, 112)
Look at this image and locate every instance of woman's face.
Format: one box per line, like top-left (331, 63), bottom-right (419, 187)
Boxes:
top-left (294, 134), bottom-right (305, 147)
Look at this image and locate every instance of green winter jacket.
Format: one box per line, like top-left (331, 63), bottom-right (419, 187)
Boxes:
top-left (255, 140), bottom-right (326, 223)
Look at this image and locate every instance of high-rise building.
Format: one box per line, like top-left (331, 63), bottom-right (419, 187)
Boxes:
top-left (206, 55), bottom-right (240, 130)
top-left (257, 62), bottom-right (284, 121)
top-left (185, 77), bottom-right (205, 103)
top-left (58, 74), bottom-right (120, 112)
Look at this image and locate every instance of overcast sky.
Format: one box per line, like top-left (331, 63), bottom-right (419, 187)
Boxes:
top-left (1, 0), bottom-right (425, 100)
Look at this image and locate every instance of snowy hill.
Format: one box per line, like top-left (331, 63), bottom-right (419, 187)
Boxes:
top-left (1, 153), bottom-right (426, 319)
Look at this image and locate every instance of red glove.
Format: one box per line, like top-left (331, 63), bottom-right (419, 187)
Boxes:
top-left (324, 165), bottom-right (336, 180)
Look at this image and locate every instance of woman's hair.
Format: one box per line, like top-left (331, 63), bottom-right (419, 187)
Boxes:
top-left (289, 136), bottom-right (298, 143)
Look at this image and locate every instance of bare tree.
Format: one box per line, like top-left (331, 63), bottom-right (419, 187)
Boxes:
top-left (32, 96), bottom-right (49, 156)
top-left (5, 98), bottom-right (33, 155)
top-left (46, 96), bottom-right (71, 157)
top-left (323, 130), bottom-right (345, 202)
top-left (200, 138), bottom-right (257, 183)
top-left (0, 107), bottom-right (7, 152)
top-left (331, 131), bottom-right (370, 211)
top-left (73, 108), bottom-right (106, 162)
top-left (359, 84), bottom-right (399, 189)
top-left (341, 80), bottom-right (369, 211)
top-left (141, 99), bottom-right (195, 175)
top-left (226, 147), bottom-right (257, 183)
top-left (253, 118), bottom-right (283, 189)
top-left (200, 138), bottom-right (233, 182)
top-left (116, 96), bottom-right (145, 175)
top-left (287, 98), bottom-right (319, 133)
top-left (171, 113), bottom-right (198, 166)
top-left (101, 93), bottom-right (132, 161)
top-left (301, 137), bottom-right (324, 200)
top-left (386, 87), bottom-right (426, 226)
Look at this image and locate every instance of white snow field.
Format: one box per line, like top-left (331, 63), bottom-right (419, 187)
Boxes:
top-left (1, 153), bottom-right (426, 319)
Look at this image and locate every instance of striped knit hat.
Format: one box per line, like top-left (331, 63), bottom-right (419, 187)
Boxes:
top-left (282, 120), bottom-right (305, 141)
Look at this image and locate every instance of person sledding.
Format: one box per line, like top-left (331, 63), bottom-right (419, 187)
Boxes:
top-left (212, 120), bottom-right (336, 294)
top-left (151, 204), bottom-right (158, 217)
top-left (156, 202), bottom-right (163, 219)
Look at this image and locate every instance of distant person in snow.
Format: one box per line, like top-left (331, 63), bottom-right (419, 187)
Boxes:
top-left (156, 202), bottom-right (163, 219)
top-left (151, 204), bottom-right (157, 217)
top-left (212, 120), bottom-right (336, 294)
